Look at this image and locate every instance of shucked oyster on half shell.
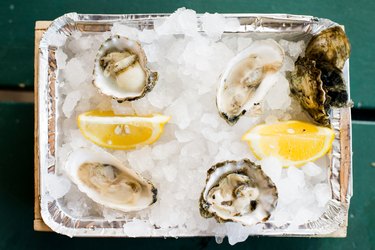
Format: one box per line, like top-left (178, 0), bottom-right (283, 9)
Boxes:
top-left (65, 148), bottom-right (157, 212)
top-left (93, 35), bottom-right (158, 102)
top-left (289, 26), bottom-right (350, 126)
top-left (199, 159), bottom-right (278, 226)
top-left (216, 39), bottom-right (284, 125)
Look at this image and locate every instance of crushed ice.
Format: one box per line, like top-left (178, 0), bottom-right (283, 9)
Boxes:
top-left (47, 8), bottom-right (332, 245)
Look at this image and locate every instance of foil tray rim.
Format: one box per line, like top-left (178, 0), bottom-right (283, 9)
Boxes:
top-left (37, 12), bottom-right (352, 237)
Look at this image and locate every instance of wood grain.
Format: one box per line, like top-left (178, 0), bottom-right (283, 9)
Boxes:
top-left (340, 108), bottom-right (352, 202)
top-left (34, 20), bottom-right (52, 232)
top-left (33, 19), bottom-right (350, 236)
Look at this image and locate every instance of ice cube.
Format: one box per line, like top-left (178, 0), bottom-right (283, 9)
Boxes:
top-left (64, 58), bottom-right (87, 88)
top-left (287, 166), bottom-right (305, 187)
top-left (162, 164), bottom-right (178, 182)
top-left (201, 13), bottom-right (226, 41)
top-left (302, 162), bottom-right (323, 177)
top-left (166, 39), bottom-right (188, 63)
top-left (265, 115), bottom-right (279, 124)
top-left (55, 48), bottom-right (67, 69)
top-left (165, 97), bottom-right (191, 129)
top-left (201, 113), bottom-right (219, 128)
top-left (45, 174), bottom-right (71, 199)
top-left (180, 141), bottom-right (206, 160)
top-left (175, 130), bottom-right (196, 143)
top-left (281, 56), bottom-right (295, 72)
top-left (138, 29), bottom-right (157, 43)
top-left (151, 140), bottom-right (179, 160)
top-left (175, 8), bottom-right (199, 37)
top-left (260, 157), bottom-right (283, 183)
top-left (277, 178), bottom-right (299, 204)
top-left (127, 146), bottom-right (155, 173)
top-left (314, 183), bottom-right (331, 207)
top-left (270, 208), bottom-right (290, 227)
top-left (155, 8), bottom-right (198, 37)
top-left (237, 37), bottom-right (253, 51)
top-left (132, 98), bottom-right (159, 115)
top-left (206, 141), bottom-right (219, 156)
top-left (62, 90), bottom-right (81, 118)
top-left (289, 40), bottom-right (305, 59)
top-left (222, 36), bottom-right (238, 51)
top-left (215, 236), bottom-right (224, 244)
top-left (225, 17), bottom-right (241, 31)
top-left (111, 100), bottom-right (134, 115)
top-left (201, 127), bottom-right (220, 143)
top-left (111, 23), bottom-right (139, 40)
top-left (123, 220), bottom-right (152, 237)
top-left (68, 35), bottom-right (93, 54)
top-left (290, 207), bottom-right (316, 227)
top-left (265, 73), bottom-right (291, 110)
top-left (147, 82), bottom-right (178, 109)
top-left (225, 222), bottom-right (250, 245)
top-left (229, 141), bottom-right (248, 156)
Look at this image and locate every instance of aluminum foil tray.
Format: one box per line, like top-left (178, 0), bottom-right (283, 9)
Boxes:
top-left (37, 12), bottom-right (352, 237)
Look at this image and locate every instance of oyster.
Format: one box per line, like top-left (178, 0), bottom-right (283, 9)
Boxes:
top-left (65, 148), bottom-right (157, 212)
top-left (216, 39), bottom-right (284, 125)
top-left (289, 57), bottom-right (329, 126)
top-left (305, 26), bottom-right (350, 69)
top-left (93, 35), bottom-right (158, 102)
top-left (199, 159), bottom-right (278, 226)
top-left (289, 26), bottom-right (350, 126)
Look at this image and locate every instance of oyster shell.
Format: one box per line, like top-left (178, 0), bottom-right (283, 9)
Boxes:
top-left (216, 39), bottom-right (284, 125)
top-left (305, 26), bottom-right (350, 70)
top-left (93, 35), bottom-right (158, 102)
top-left (65, 148), bottom-right (157, 212)
top-left (289, 57), bottom-right (329, 126)
top-left (289, 26), bottom-right (350, 126)
top-left (199, 159), bottom-right (278, 226)
top-left (290, 58), bottom-right (348, 126)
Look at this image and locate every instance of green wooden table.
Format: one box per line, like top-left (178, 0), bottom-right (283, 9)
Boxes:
top-left (0, 0), bottom-right (374, 249)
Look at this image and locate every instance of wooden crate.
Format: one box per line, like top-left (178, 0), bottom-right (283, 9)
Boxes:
top-left (33, 19), bottom-right (350, 236)
top-left (34, 21), bottom-right (52, 232)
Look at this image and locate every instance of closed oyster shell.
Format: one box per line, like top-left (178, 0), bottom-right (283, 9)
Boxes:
top-left (318, 61), bottom-right (348, 107)
top-left (289, 57), bottom-right (348, 126)
top-left (199, 159), bottom-right (278, 226)
top-left (305, 26), bottom-right (350, 69)
top-left (289, 26), bottom-right (350, 126)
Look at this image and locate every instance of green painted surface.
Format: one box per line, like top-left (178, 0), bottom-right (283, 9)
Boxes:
top-left (0, 103), bottom-right (374, 249)
top-left (0, 0), bottom-right (374, 107)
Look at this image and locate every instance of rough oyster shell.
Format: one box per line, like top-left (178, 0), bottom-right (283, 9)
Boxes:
top-left (199, 159), bottom-right (278, 226)
top-left (289, 26), bottom-right (350, 126)
top-left (289, 57), bottom-right (348, 126)
top-left (216, 39), bottom-right (284, 125)
top-left (305, 26), bottom-right (350, 70)
top-left (65, 148), bottom-right (157, 212)
top-left (93, 35), bottom-right (158, 102)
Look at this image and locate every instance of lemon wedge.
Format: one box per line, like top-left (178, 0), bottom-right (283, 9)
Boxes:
top-left (78, 111), bottom-right (170, 150)
top-left (242, 120), bottom-right (335, 166)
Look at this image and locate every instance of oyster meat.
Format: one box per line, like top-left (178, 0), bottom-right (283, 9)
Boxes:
top-left (65, 148), bottom-right (157, 212)
top-left (216, 39), bottom-right (284, 125)
top-left (93, 35), bottom-right (158, 102)
top-left (199, 159), bottom-right (278, 226)
top-left (289, 26), bottom-right (350, 126)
